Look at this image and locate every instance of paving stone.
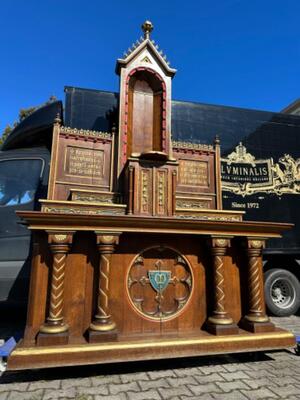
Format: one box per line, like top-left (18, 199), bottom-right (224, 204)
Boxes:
top-left (126, 389), bottom-right (161, 400)
top-left (109, 381), bottom-right (140, 395)
top-left (212, 390), bottom-right (249, 399)
top-left (223, 363), bottom-right (253, 372)
top-left (91, 375), bottom-right (122, 385)
top-left (166, 375), bottom-right (198, 386)
top-left (27, 379), bottom-right (61, 391)
top-left (242, 377), bottom-right (277, 389)
top-left (269, 375), bottom-right (300, 386)
top-left (181, 395), bottom-right (216, 400)
top-left (241, 387), bottom-right (279, 399)
top-left (139, 377), bottom-right (170, 391)
top-left (193, 372), bottom-right (225, 384)
top-left (69, 396), bottom-right (93, 400)
top-left (0, 383), bottom-right (29, 393)
top-left (188, 382), bottom-right (222, 396)
top-left (249, 361), bottom-right (292, 370)
top-left (158, 385), bottom-right (192, 399)
top-left (173, 367), bottom-right (202, 377)
top-left (7, 389), bottom-right (44, 400)
top-left (216, 380), bottom-right (251, 392)
top-left (120, 372), bottom-right (149, 383)
top-left (270, 385), bottom-right (300, 398)
top-left (245, 369), bottom-right (277, 378)
top-left (267, 367), bottom-right (300, 378)
top-left (198, 365), bottom-right (228, 375)
top-left (283, 397), bottom-right (300, 400)
top-left (95, 394), bottom-right (126, 400)
top-left (77, 384), bottom-right (109, 396)
top-left (44, 387), bottom-right (76, 399)
top-left (148, 370), bottom-right (176, 379)
top-left (219, 371), bottom-right (250, 381)
top-left (61, 377), bottom-right (92, 389)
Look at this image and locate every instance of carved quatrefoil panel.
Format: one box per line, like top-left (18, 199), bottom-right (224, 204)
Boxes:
top-left (127, 246), bottom-right (193, 321)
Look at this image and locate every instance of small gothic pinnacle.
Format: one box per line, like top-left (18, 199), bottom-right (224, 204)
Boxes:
top-left (141, 20), bottom-right (153, 39)
top-left (214, 135), bottom-right (220, 145)
top-left (54, 113), bottom-right (61, 125)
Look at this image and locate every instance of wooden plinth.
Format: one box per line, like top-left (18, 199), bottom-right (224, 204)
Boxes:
top-left (205, 322), bottom-right (239, 335)
top-left (8, 329), bottom-right (294, 371)
top-left (239, 318), bottom-right (276, 333)
top-left (37, 332), bottom-right (69, 346)
top-left (87, 328), bottom-right (118, 343)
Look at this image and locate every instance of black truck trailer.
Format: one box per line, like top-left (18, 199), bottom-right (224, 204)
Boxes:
top-left (1, 87), bottom-right (300, 316)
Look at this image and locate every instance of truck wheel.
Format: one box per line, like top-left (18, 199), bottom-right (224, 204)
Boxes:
top-left (264, 269), bottom-right (300, 316)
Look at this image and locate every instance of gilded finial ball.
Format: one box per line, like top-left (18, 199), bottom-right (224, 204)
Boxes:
top-left (142, 20), bottom-right (153, 38)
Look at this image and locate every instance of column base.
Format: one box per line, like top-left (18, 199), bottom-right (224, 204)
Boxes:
top-left (205, 321), bottom-right (239, 335)
top-left (239, 317), bottom-right (275, 333)
top-left (87, 328), bottom-right (118, 343)
top-left (37, 331), bottom-right (69, 346)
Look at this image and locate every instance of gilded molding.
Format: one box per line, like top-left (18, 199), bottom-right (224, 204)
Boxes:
top-left (43, 206), bottom-right (126, 216)
top-left (60, 126), bottom-right (112, 140)
top-left (176, 214), bottom-right (241, 222)
top-left (172, 140), bottom-right (214, 152)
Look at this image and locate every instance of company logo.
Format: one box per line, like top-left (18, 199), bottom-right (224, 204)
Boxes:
top-left (221, 143), bottom-right (300, 196)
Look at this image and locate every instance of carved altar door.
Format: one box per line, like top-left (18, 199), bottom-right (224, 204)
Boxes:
top-left (127, 246), bottom-right (192, 325)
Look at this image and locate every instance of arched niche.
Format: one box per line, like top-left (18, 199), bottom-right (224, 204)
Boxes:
top-left (127, 69), bottom-right (164, 157)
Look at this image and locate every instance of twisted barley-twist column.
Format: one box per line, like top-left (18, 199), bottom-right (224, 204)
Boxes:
top-left (208, 238), bottom-right (234, 325)
top-left (244, 240), bottom-right (269, 323)
top-left (90, 233), bottom-right (120, 332)
top-left (40, 232), bottom-right (73, 334)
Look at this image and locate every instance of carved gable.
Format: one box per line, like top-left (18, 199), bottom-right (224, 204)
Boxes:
top-left (116, 21), bottom-right (176, 174)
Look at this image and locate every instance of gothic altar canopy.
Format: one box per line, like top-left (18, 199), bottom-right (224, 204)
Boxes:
top-left (9, 21), bottom-right (294, 370)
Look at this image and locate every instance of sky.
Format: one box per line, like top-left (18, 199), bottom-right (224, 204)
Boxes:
top-left (1, 0), bottom-right (299, 134)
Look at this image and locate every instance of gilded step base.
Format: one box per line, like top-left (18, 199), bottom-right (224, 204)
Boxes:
top-left (8, 328), bottom-right (295, 371)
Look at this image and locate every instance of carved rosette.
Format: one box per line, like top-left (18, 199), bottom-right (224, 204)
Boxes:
top-left (40, 231), bottom-right (74, 334)
top-left (244, 239), bottom-right (269, 323)
top-left (207, 237), bottom-right (234, 325)
top-left (127, 247), bottom-right (193, 321)
top-left (89, 232), bottom-right (121, 332)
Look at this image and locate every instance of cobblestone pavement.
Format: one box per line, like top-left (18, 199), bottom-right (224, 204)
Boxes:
top-left (0, 316), bottom-right (300, 400)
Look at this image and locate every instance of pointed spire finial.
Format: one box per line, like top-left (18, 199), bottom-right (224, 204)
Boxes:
top-left (214, 135), bottom-right (220, 146)
top-left (141, 20), bottom-right (153, 39)
top-left (54, 113), bottom-right (61, 126)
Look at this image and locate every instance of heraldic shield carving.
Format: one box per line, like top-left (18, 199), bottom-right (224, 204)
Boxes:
top-left (127, 246), bottom-right (193, 321)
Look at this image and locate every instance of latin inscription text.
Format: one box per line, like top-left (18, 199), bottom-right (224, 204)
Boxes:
top-left (65, 147), bottom-right (104, 178)
top-left (179, 160), bottom-right (208, 186)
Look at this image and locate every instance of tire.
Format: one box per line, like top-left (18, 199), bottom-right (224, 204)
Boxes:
top-left (264, 268), bottom-right (300, 317)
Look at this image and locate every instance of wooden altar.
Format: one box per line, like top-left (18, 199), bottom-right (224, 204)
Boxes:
top-left (8, 21), bottom-right (295, 370)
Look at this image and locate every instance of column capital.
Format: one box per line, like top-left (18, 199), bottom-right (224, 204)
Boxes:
top-left (244, 237), bottom-right (266, 250)
top-left (207, 236), bottom-right (232, 250)
top-left (94, 231), bottom-right (122, 247)
top-left (46, 231), bottom-right (75, 246)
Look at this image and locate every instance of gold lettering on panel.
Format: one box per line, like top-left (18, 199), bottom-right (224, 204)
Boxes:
top-left (65, 147), bottom-right (104, 178)
top-left (179, 160), bottom-right (208, 186)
